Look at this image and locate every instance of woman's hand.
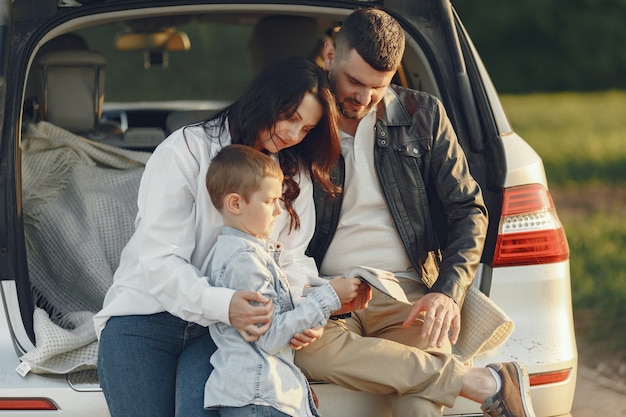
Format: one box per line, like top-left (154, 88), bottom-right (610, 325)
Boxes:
top-left (290, 327), bottom-right (324, 350)
top-left (229, 290), bottom-right (273, 342)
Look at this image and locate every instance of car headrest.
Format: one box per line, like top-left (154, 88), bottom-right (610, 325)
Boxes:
top-left (35, 49), bottom-right (106, 134)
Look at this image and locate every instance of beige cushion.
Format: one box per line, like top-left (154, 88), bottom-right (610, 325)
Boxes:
top-left (37, 50), bottom-right (106, 133)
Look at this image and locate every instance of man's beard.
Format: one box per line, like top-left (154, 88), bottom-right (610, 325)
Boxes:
top-left (338, 100), bottom-right (369, 120)
top-left (329, 70), bottom-right (371, 120)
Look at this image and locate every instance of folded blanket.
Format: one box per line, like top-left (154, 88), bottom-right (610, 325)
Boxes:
top-left (21, 121), bottom-right (149, 320)
top-left (454, 285), bottom-right (514, 362)
top-left (17, 308), bottom-right (98, 376)
top-left (18, 121), bottom-right (149, 376)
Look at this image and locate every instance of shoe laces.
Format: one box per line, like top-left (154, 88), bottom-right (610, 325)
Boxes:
top-left (481, 398), bottom-right (505, 417)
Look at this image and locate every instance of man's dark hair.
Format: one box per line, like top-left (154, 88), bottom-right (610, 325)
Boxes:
top-left (334, 8), bottom-right (405, 72)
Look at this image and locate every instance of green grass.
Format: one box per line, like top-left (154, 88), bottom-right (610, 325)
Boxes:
top-left (500, 90), bottom-right (626, 187)
top-left (566, 210), bottom-right (626, 350)
top-left (501, 91), bottom-right (626, 351)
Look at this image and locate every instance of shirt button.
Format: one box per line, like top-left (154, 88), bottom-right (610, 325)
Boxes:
top-left (412, 148), bottom-right (419, 154)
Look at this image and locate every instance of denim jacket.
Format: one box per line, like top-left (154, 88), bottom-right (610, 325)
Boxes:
top-left (203, 227), bottom-right (341, 416)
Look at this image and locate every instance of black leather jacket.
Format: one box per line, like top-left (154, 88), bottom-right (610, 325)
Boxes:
top-left (307, 85), bottom-right (488, 306)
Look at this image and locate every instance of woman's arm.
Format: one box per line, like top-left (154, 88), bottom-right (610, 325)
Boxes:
top-left (129, 130), bottom-right (271, 330)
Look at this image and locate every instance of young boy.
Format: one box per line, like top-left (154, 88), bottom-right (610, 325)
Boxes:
top-left (202, 144), bottom-right (361, 417)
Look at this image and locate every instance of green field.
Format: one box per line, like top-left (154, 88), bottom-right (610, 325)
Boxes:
top-left (500, 90), bottom-right (626, 187)
top-left (501, 91), bottom-right (626, 351)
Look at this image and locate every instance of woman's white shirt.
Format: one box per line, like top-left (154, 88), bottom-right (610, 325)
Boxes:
top-left (94, 122), bottom-right (319, 338)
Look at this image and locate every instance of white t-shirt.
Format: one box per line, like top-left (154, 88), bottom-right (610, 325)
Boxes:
top-left (320, 110), bottom-right (413, 277)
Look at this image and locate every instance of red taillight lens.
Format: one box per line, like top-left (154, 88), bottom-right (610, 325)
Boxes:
top-left (0, 398), bottom-right (57, 410)
top-left (529, 368), bottom-right (572, 386)
top-left (493, 184), bottom-right (569, 266)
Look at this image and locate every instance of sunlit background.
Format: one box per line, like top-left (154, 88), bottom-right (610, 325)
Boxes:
top-left (456, 1), bottom-right (626, 361)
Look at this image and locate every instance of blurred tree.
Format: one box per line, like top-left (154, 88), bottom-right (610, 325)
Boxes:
top-left (454, 0), bottom-right (626, 93)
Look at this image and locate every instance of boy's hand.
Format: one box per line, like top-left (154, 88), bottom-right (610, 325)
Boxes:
top-left (331, 279), bottom-right (372, 315)
top-left (290, 327), bottom-right (324, 350)
top-left (328, 276), bottom-right (362, 304)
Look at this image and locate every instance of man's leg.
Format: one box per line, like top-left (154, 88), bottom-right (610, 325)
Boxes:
top-left (360, 278), bottom-right (455, 416)
top-left (390, 395), bottom-right (444, 417)
top-left (357, 277), bottom-right (450, 353)
top-left (294, 319), bottom-right (464, 408)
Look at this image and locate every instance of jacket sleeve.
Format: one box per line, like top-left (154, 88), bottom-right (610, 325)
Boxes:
top-left (220, 250), bottom-right (340, 354)
top-left (426, 99), bottom-right (488, 306)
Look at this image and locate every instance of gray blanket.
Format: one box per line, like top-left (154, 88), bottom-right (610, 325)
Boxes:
top-left (19, 121), bottom-right (149, 375)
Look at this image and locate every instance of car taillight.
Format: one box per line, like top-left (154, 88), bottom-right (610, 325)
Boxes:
top-left (529, 368), bottom-right (572, 386)
top-left (493, 184), bottom-right (569, 266)
top-left (0, 398), bottom-right (57, 410)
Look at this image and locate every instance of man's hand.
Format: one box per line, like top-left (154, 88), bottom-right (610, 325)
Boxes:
top-left (290, 327), bottom-right (324, 350)
top-left (229, 290), bottom-right (273, 342)
top-left (402, 292), bottom-right (461, 348)
top-left (331, 280), bottom-right (372, 316)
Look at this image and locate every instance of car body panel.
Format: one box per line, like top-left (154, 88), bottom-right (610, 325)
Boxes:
top-left (0, 1), bottom-right (576, 416)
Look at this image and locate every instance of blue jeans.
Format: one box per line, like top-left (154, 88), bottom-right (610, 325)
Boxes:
top-left (218, 405), bottom-right (291, 417)
top-left (98, 312), bottom-right (218, 417)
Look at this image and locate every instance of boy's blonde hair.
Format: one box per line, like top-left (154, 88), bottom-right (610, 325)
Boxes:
top-left (206, 144), bottom-right (284, 211)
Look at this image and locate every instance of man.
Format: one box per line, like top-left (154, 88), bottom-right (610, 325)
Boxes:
top-left (295, 8), bottom-right (537, 417)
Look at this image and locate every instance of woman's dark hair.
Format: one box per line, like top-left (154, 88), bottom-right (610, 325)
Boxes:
top-left (200, 56), bottom-right (341, 231)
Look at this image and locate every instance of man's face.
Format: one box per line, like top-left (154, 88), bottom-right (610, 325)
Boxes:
top-left (325, 46), bottom-right (396, 122)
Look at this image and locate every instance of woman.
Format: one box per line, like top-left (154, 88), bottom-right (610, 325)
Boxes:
top-left (94, 56), bottom-right (342, 417)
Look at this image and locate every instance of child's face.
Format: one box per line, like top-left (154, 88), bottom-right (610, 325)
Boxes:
top-left (255, 92), bottom-right (323, 154)
top-left (239, 176), bottom-right (283, 238)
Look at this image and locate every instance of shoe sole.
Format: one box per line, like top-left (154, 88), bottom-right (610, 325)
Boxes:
top-left (511, 362), bottom-right (536, 417)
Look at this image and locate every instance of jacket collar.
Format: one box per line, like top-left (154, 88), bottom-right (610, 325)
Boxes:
top-left (376, 85), bottom-right (412, 127)
top-left (221, 226), bottom-right (282, 253)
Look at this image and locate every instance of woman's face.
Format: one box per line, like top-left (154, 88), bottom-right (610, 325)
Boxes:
top-left (255, 92), bottom-right (323, 154)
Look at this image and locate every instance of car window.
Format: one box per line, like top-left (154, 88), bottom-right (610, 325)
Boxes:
top-left (76, 19), bottom-right (254, 102)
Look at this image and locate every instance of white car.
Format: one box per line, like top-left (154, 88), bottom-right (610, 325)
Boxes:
top-left (0, 1), bottom-right (577, 416)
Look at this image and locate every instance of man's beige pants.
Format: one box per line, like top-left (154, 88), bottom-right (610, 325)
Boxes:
top-left (295, 277), bottom-right (466, 417)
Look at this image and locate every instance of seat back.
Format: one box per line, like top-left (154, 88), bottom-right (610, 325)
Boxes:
top-left (35, 49), bottom-right (106, 134)
top-left (165, 109), bottom-right (218, 134)
top-left (248, 15), bottom-right (329, 73)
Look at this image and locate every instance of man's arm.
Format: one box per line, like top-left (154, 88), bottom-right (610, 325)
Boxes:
top-left (405, 99), bottom-right (488, 348)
